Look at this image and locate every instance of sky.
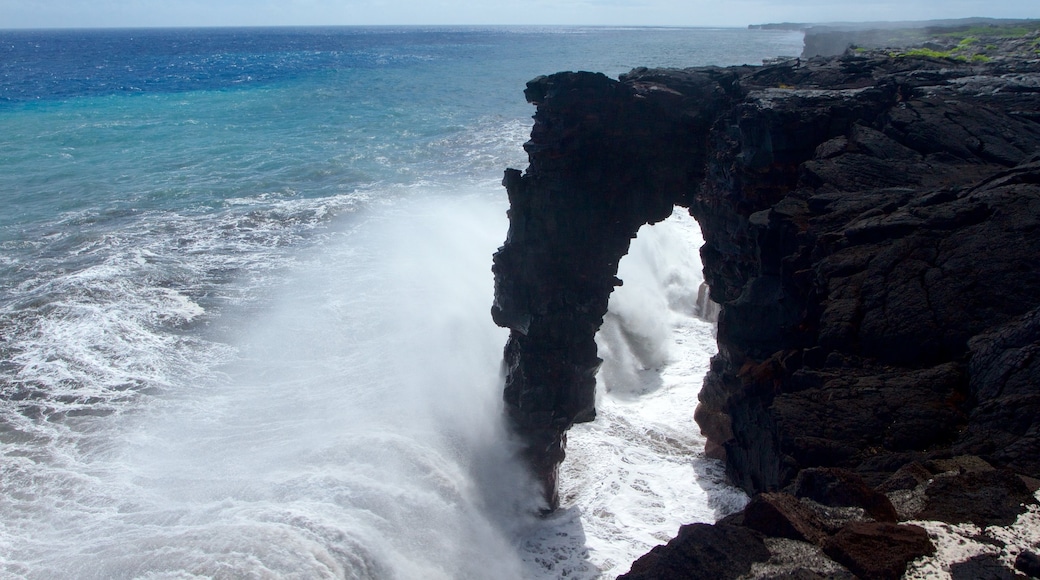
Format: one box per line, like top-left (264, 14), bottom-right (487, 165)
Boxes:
top-left (0, 0), bottom-right (1037, 29)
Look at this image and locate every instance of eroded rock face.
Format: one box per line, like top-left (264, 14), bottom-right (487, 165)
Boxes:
top-left (689, 59), bottom-right (1040, 495)
top-left (491, 69), bottom-right (732, 508)
top-left (494, 51), bottom-right (1040, 576)
top-left (494, 53), bottom-right (1040, 514)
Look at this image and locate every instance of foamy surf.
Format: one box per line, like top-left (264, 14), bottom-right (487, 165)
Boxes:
top-left (1, 26), bottom-right (808, 579)
top-left (516, 209), bottom-right (748, 579)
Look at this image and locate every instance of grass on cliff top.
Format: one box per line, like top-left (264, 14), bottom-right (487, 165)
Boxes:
top-left (890, 24), bottom-right (1040, 62)
top-left (936, 23), bottom-right (1040, 39)
top-left (894, 47), bottom-right (992, 63)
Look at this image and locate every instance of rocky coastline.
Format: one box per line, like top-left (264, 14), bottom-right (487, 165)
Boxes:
top-left (491, 35), bottom-right (1040, 579)
top-left (752, 18), bottom-right (1040, 58)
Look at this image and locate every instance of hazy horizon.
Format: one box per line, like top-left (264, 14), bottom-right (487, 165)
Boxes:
top-left (1, 1), bottom-right (1036, 30)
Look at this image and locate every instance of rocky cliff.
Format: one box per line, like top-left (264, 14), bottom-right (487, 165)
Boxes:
top-left (493, 51), bottom-right (1040, 578)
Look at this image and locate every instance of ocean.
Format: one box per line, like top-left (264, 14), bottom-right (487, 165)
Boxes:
top-left (0, 26), bottom-right (804, 579)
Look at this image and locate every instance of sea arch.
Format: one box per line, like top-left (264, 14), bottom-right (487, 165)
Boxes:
top-left (490, 70), bottom-right (740, 509)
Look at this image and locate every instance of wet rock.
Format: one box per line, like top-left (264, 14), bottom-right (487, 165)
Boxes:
top-left (492, 69), bottom-right (727, 507)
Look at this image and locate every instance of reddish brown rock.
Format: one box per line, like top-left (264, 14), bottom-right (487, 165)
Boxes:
top-left (742, 492), bottom-right (830, 544)
top-left (791, 467), bottom-right (899, 522)
top-left (822, 522), bottom-right (935, 580)
top-left (619, 523), bottom-right (771, 580)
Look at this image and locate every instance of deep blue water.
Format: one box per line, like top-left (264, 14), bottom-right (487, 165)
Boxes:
top-left (0, 26), bottom-right (803, 579)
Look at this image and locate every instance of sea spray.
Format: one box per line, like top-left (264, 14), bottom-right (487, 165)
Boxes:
top-left (6, 190), bottom-right (551, 579)
top-left (1, 198), bottom-right (746, 580)
top-left (517, 209), bottom-right (749, 579)
top-left (0, 26), bottom-right (806, 579)
top-left (597, 209), bottom-right (709, 399)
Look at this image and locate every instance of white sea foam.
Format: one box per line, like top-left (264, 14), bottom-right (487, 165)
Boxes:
top-left (0, 26), bottom-right (810, 577)
top-left (0, 197), bottom-right (747, 579)
top-left (1, 189), bottom-right (547, 579)
top-left (516, 209), bottom-right (748, 579)
top-left (0, 189), bottom-right (374, 576)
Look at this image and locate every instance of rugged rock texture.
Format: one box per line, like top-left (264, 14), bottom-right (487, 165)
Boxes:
top-left (492, 50), bottom-right (1040, 575)
top-left (621, 523), bottom-right (771, 580)
top-left (491, 68), bottom-right (726, 508)
top-left (822, 522), bottom-right (935, 580)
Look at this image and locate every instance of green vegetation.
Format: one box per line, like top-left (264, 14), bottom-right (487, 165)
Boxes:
top-left (895, 47), bottom-right (956, 59)
top-left (892, 48), bottom-right (993, 63)
top-left (891, 24), bottom-right (1040, 62)
top-left (937, 23), bottom-right (1040, 39)
top-left (870, 21), bottom-right (1040, 61)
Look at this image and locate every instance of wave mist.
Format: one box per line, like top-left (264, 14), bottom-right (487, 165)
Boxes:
top-left (5, 190), bottom-right (552, 579)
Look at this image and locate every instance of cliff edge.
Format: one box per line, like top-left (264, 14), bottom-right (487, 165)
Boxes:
top-left (493, 50), bottom-right (1040, 578)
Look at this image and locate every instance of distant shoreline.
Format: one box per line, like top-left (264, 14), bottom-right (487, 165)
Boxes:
top-left (752, 17), bottom-right (1040, 57)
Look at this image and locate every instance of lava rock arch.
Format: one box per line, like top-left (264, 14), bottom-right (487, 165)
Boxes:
top-left (493, 57), bottom-right (1040, 515)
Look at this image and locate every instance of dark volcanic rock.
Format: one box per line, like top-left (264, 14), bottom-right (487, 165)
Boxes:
top-left (951, 554), bottom-right (1025, 580)
top-left (821, 522), bottom-right (935, 580)
top-left (685, 59), bottom-right (1040, 495)
top-left (790, 467), bottom-right (898, 522)
top-left (493, 46), bottom-right (1040, 575)
top-left (495, 54), bottom-right (1040, 505)
top-left (618, 523), bottom-right (770, 580)
top-left (492, 68), bottom-right (733, 507)
top-left (876, 461), bottom-right (933, 493)
top-left (1016, 551), bottom-right (1040, 578)
top-left (918, 468), bottom-right (1036, 527)
top-left (742, 492), bottom-right (829, 544)
top-left (958, 306), bottom-right (1040, 476)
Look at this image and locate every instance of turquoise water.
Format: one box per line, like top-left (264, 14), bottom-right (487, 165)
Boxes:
top-left (0, 27), bottom-right (803, 578)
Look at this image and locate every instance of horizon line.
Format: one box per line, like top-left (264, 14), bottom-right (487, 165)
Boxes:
top-left (2, 16), bottom-right (1037, 33)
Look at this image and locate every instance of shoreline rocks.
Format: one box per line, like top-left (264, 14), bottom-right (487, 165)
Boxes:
top-left (492, 48), bottom-right (1040, 576)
